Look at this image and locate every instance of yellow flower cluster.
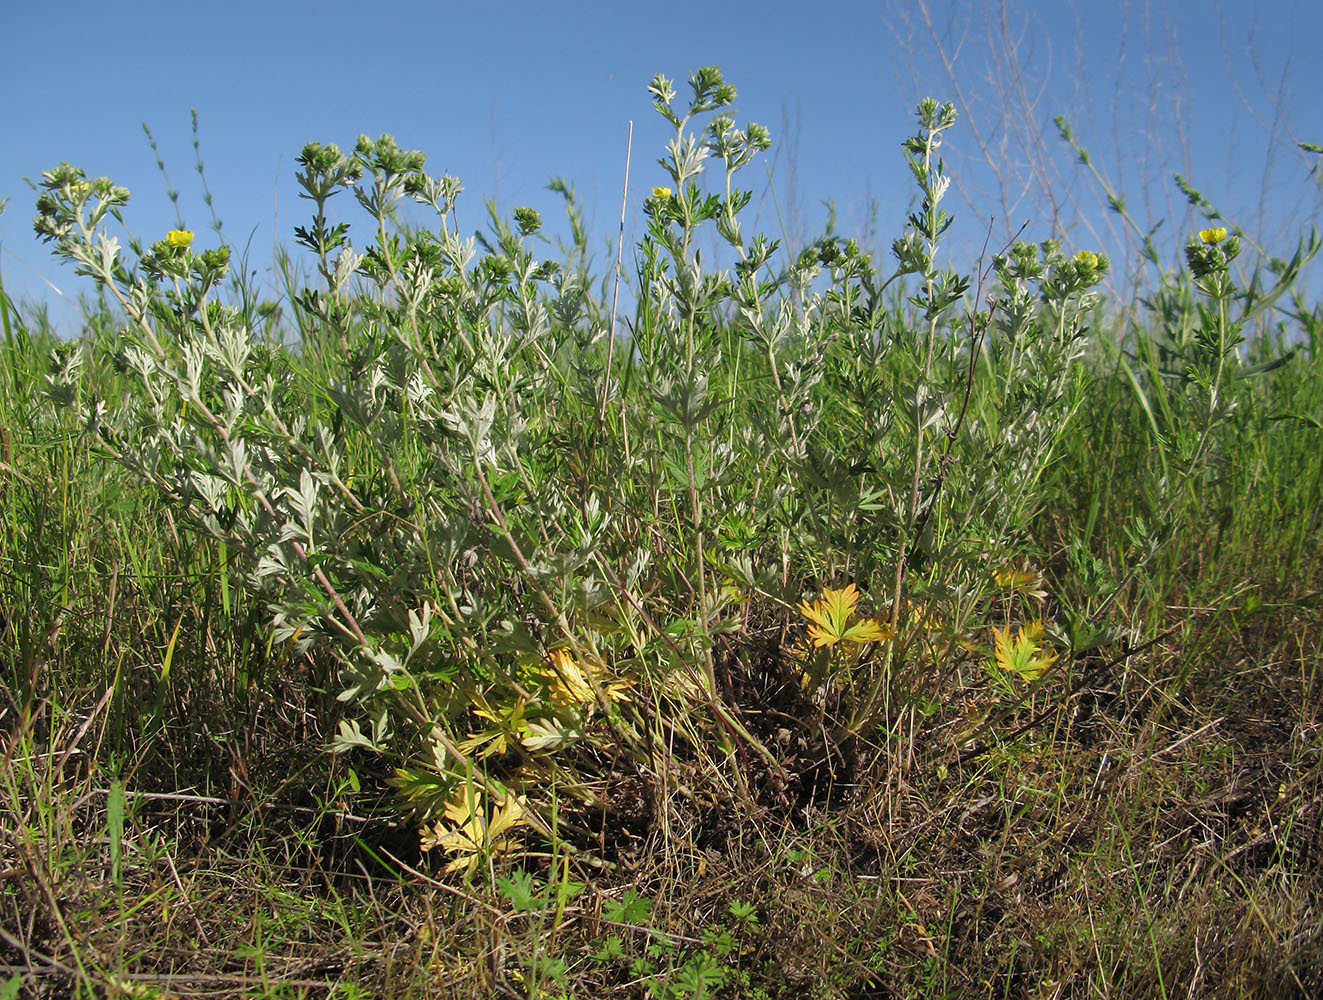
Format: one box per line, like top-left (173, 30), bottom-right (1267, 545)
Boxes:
top-left (651, 186), bottom-right (673, 199)
top-left (167, 229), bottom-right (194, 248)
top-left (1199, 227), bottom-right (1228, 245)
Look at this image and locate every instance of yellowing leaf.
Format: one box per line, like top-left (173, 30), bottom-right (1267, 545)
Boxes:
top-left (989, 622), bottom-right (1057, 683)
top-left (458, 699), bottom-right (531, 758)
top-left (420, 785), bottom-right (527, 876)
top-left (519, 716), bottom-right (579, 751)
top-left (839, 618), bottom-right (893, 645)
top-left (992, 566), bottom-right (1047, 600)
top-left (797, 584), bottom-right (894, 648)
top-left (541, 648), bottom-right (631, 707)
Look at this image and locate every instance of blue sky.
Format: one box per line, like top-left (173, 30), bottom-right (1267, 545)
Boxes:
top-left (3, 0), bottom-right (1321, 331)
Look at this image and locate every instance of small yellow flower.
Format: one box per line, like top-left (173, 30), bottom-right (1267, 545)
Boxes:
top-left (1199, 226), bottom-right (1228, 245)
top-left (651, 186), bottom-right (673, 199)
top-left (166, 229), bottom-right (194, 248)
top-left (1074, 250), bottom-right (1098, 268)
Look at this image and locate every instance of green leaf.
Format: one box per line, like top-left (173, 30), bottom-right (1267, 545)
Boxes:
top-left (1268, 409), bottom-right (1323, 430)
top-left (675, 951), bottom-right (726, 994)
top-left (107, 778), bottom-right (125, 888)
top-left (728, 899), bottom-right (759, 924)
top-left (603, 887), bottom-right (652, 925)
top-left (1238, 349), bottom-right (1294, 377)
top-left (497, 868), bottom-right (543, 912)
top-left (594, 934), bottom-right (625, 962)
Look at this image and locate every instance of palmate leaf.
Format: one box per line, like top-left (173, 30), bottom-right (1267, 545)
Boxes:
top-left (420, 785), bottom-right (528, 876)
top-left (457, 699), bottom-right (531, 758)
top-left (990, 622), bottom-right (1058, 682)
top-left (797, 584), bottom-right (894, 648)
top-left (541, 648), bottom-right (632, 707)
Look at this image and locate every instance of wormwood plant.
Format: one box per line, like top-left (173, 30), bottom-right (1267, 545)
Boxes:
top-left (34, 68), bottom-right (1115, 868)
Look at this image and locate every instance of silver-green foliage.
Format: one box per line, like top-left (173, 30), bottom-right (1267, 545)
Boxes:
top-left (34, 68), bottom-right (1112, 838)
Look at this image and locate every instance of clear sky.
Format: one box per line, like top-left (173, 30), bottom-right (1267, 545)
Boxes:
top-left (3, 0), bottom-right (1320, 331)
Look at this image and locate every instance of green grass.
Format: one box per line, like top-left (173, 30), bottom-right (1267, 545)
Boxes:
top-left (2, 69), bottom-right (1321, 998)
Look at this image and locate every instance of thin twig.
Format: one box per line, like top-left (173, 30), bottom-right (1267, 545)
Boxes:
top-left (600, 120), bottom-right (633, 427)
top-left (161, 844), bottom-right (214, 946)
top-left (906, 218), bottom-right (1019, 562)
top-left (0, 925), bottom-right (75, 975)
top-left (84, 787), bottom-right (401, 827)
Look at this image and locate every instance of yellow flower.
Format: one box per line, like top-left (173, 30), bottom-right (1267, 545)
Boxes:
top-left (651, 186), bottom-right (673, 199)
top-left (1199, 227), bottom-right (1228, 245)
top-left (167, 229), bottom-right (194, 248)
top-left (1074, 250), bottom-right (1098, 268)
